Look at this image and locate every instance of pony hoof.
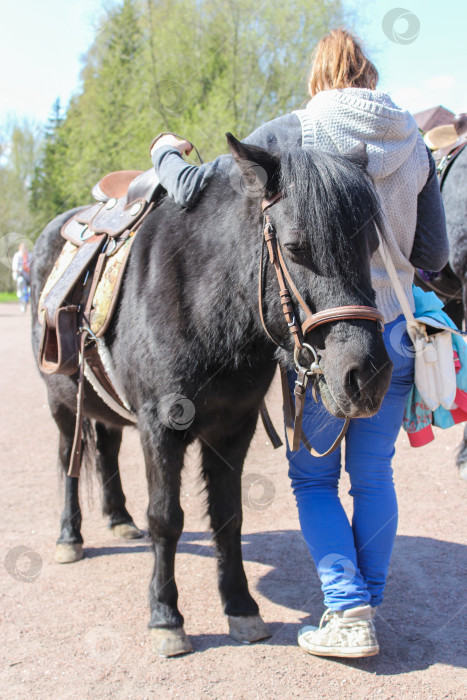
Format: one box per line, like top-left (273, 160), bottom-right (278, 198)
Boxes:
top-left (459, 462), bottom-right (467, 481)
top-left (150, 627), bottom-right (193, 657)
top-left (111, 522), bottom-right (144, 540)
top-left (55, 543), bottom-right (83, 564)
top-left (228, 614), bottom-right (271, 644)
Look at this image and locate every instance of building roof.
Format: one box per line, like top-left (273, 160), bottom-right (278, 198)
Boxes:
top-left (413, 105), bottom-right (455, 132)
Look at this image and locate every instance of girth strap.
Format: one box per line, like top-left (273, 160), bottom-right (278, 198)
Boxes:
top-left (68, 251), bottom-right (108, 478)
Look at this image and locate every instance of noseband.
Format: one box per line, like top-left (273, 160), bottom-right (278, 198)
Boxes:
top-left (259, 192), bottom-right (385, 457)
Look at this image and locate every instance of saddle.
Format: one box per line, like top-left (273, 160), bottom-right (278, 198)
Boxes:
top-left (39, 167), bottom-right (161, 354)
top-left (424, 113), bottom-right (467, 152)
top-left (38, 167), bottom-right (163, 476)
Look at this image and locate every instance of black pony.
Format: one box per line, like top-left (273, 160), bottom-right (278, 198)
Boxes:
top-left (415, 145), bottom-right (467, 478)
top-left (30, 135), bottom-right (392, 656)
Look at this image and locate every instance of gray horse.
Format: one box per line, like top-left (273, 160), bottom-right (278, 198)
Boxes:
top-left (416, 142), bottom-right (467, 478)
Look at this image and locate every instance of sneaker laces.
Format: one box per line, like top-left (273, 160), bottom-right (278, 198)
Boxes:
top-left (318, 608), bottom-right (336, 629)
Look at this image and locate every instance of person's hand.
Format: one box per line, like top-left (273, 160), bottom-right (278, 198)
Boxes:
top-left (150, 134), bottom-right (193, 157)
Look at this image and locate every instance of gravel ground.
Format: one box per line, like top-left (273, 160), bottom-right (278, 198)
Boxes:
top-left (1, 302), bottom-right (466, 699)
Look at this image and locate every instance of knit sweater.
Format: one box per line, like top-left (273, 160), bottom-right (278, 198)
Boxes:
top-left (152, 91), bottom-right (449, 323)
top-left (294, 88), bottom-right (430, 322)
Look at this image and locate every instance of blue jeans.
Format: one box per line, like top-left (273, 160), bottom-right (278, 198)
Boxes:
top-left (287, 316), bottom-right (414, 610)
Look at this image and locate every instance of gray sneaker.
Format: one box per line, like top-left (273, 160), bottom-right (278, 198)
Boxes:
top-left (298, 604), bottom-right (379, 658)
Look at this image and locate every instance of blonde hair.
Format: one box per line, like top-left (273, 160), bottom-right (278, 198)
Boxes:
top-left (308, 29), bottom-right (378, 97)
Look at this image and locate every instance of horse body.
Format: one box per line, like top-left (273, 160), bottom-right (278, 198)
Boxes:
top-left (444, 146), bottom-right (467, 286)
top-left (440, 146), bottom-right (467, 477)
top-left (415, 146), bottom-right (467, 477)
top-left (31, 137), bottom-right (392, 655)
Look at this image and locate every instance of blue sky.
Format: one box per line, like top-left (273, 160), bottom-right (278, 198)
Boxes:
top-left (0, 0), bottom-right (465, 128)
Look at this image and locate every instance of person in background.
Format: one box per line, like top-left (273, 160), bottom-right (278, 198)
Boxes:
top-left (12, 242), bottom-right (31, 285)
top-left (12, 242), bottom-right (31, 312)
top-left (149, 29), bottom-right (449, 658)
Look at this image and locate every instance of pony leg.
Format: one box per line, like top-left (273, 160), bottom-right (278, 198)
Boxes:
top-left (457, 283), bottom-right (467, 480)
top-left (95, 421), bottom-right (143, 539)
top-left (201, 417), bottom-right (271, 644)
top-left (50, 400), bottom-right (85, 563)
top-left (138, 410), bottom-right (191, 656)
top-left (457, 424), bottom-right (467, 480)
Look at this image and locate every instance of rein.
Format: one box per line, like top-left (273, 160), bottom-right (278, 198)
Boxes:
top-left (259, 192), bottom-right (385, 457)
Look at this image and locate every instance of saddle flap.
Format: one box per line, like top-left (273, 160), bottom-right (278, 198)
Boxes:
top-left (89, 196), bottom-right (148, 237)
top-left (40, 236), bottom-right (104, 327)
top-left (61, 203), bottom-right (103, 246)
top-left (61, 197), bottom-right (149, 240)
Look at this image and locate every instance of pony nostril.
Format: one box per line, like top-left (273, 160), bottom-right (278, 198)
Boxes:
top-left (345, 366), bottom-right (361, 402)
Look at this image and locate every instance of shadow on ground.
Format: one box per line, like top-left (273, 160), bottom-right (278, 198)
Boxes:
top-left (83, 529), bottom-right (467, 674)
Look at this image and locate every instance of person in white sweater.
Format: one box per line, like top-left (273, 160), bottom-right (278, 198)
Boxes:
top-left (150, 29), bottom-right (449, 658)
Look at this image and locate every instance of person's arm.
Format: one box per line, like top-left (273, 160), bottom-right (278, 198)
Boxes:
top-left (151, 113), bottom-right (302, 208)
top-left (151, 145), bottom-right (220, 209)
top-left (409, 148), bottom-right (449, 271)
top-left (242, 113), bottom-right (302, 151)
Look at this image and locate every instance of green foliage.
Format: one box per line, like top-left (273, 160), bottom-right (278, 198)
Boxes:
top-left (0, 118), bottom-right (41, 292)
top-left (25, 0), bottom-right (348, 250)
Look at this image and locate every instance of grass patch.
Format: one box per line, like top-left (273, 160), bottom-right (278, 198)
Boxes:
top-left (0, 291), bottom-right (18, 302)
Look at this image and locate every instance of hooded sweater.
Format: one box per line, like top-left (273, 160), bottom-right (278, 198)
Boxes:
top-left (152, 89), bottom-right (448, 323)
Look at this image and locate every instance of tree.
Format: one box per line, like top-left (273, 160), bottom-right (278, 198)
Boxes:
top-left (29, 0), bottom-right (348, 227)
top-left (29, 99), bottom-right (69, 232)
top-left (0, 118), bottom-right (41, 291)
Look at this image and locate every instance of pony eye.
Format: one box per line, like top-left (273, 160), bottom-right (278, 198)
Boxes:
top-left (284, 242), bottom-right (306, 256)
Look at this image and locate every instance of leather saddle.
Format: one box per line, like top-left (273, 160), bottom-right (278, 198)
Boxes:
top-left (38, 167), bottom-right (163, 376)
top-left (424, 113), bottom-right (467, 152)
top-left (62, 168), bottom-right (162, 248)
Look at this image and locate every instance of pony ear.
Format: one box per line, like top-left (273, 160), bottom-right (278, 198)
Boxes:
top-left (226, 132), bottom-right (281, 198)
top-left (345, 142), bottom-right (369, 171)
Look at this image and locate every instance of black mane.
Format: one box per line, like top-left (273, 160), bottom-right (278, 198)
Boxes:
top-left (279, 146), bottom-right (383, 279)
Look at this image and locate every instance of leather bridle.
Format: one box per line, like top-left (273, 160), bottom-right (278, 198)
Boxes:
top-left (259, 192), bottom-right (385, 457)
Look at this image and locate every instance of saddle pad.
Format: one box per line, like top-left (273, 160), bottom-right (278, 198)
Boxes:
top-left (90, 230), bottom-right (138, 336)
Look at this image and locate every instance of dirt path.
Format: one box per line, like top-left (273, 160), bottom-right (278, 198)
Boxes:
top-left (1, 302), bottom-right (466, 699)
